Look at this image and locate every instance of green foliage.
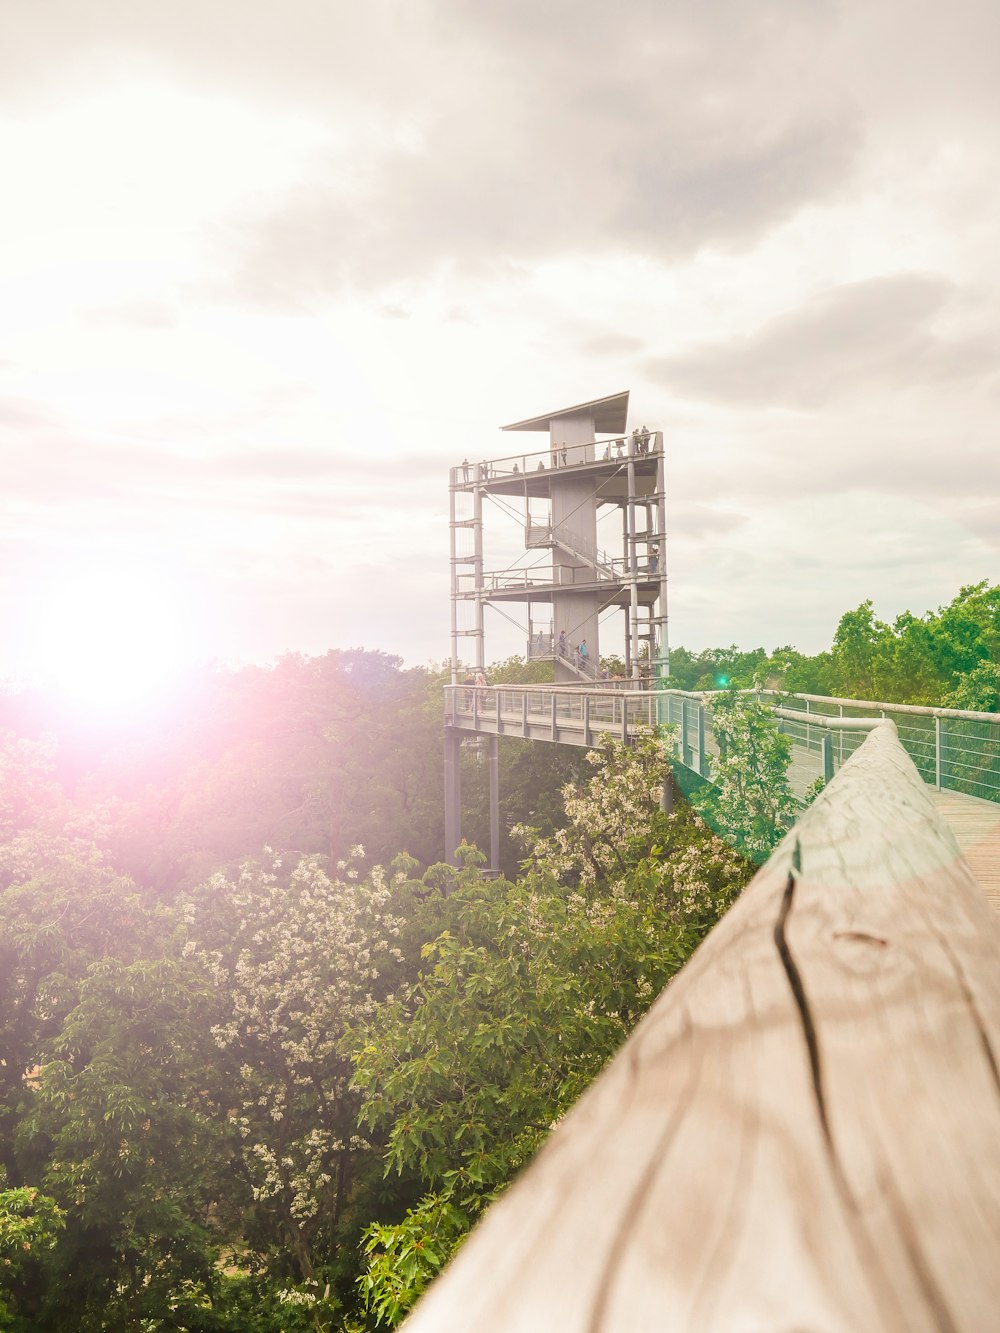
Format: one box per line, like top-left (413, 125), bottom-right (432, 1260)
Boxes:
top-left (350, 738), bottom-right (752, 1324)
top-left (483, 655), bottom-right (553, 685)
top-left (177, 848), bottom-right (412, 1293)
top-left (460, 737), bottom-right (588, 878)
top-left (825, 583), bottom-right (1000, 706)
top-left (666, 645), bottom-right (768, 691)
top-left (830, 600), bottom-right (892, 699)
top-left (694, 692), bottom-right (798, 861)
top-left (17, 956), bottom-right (235, 1330)
top-left (0, 1181), bottom-right (64, 1330)
top-left (358, 1191), bottom-right (467, 1326)
top-left (0, 650), bottom-right (447, 896)
top-left (0, 734), bottom-right (62, 840)
top-left (944, 660), bottom-right (1000, 712)
top-left (758, 646), bottom-right (836, 696)
top-left (668, 581), bottom-right (1000, 710)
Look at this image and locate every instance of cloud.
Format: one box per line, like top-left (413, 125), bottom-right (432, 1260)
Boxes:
top-left (201, 1), bottom-right (860, 302)
top-left (84, 299), bottom-right (178, 330)
top-left (577, 333), bottom-right (647, 358)
top-left (646, 274), bottom-right (1000, 408)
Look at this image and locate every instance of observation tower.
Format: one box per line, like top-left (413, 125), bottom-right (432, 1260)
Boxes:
top-left (448, 390), bottom-right (668, 684)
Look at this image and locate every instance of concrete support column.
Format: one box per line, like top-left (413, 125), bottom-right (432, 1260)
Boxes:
top-left (444, 729), bottom-right (462, 865)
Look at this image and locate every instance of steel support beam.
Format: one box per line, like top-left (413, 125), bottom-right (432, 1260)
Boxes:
top-left (488, 734), bottom-right (500, 875)
top-left (444, 728), bottom-right (463, 866)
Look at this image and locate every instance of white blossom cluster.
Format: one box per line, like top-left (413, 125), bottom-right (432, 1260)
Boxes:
top-left (178, 848), bottom-right (405, 1250)
top-left (513, 736), bottom-right (668, 888)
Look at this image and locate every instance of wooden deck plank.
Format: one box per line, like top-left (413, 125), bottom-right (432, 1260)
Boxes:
top-left (931, 789), bottom-right (1000, 913)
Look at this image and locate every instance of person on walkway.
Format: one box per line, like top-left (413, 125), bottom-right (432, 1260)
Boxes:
top-left (461, 458), bottom-right (471, 482)
top-left (577, 639), bottom-right (589, 671)
top-left (558, 630), bottom-right (568, 658)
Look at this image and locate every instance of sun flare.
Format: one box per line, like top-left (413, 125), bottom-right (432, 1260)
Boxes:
top-left (32, 566), bottom-right (194, 710)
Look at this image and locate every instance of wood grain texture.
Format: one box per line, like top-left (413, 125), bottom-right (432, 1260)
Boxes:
top-left (405, 724), bottom-right (1000, 1332)
top-left (930, 789), bottom-right (1000, 913)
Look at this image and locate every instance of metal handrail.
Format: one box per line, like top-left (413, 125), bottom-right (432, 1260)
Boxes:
top-left (444, 683), bottom-right (1000, 806)
top-left (450, 431), bottom-right (663, 487)
top-left (454, 564), bottom-right (629, 592)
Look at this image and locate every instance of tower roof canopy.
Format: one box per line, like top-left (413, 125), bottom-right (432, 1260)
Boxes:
top-left (501, 390), bottom-right (630, 435)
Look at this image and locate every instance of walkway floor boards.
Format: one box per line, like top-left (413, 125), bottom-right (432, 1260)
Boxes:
top-left (931, 789), bottom-right (1000, 913)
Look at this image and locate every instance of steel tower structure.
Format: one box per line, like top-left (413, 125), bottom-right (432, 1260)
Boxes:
top-left (445, 390), bottom-right (668, 867)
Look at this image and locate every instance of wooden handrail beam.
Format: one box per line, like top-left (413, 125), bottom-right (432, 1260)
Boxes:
top-left (407, 723), bottom-right (1000, 1331)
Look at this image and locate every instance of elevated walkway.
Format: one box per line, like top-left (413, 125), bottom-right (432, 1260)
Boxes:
top-left (445, 683), bottom-right (1000, 909)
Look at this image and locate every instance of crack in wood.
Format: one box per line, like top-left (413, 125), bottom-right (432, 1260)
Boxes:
top-left (773, 866), bottom-right (835, 1159)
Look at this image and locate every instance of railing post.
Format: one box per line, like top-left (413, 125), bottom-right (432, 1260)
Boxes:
top-left (550, 693), bottom-right (558, 742)
top-left (697, 703), bottom-right (706, 776)
top-left (583, 694), bottom-right (591, 747)
top-left (935, 714), bottom-right (942, 789)
top-left (621, 696), bottom-right (628, 745)
top-left (822, 732), bottom-right (834, 784)
top-left (495, 691), bottom-right (502, 734)
top-left (521, 692), bottom-right (528, 739)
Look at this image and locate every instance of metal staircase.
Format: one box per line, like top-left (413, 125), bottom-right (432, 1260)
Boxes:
top-left (525, 522), bottom-right (622, 581)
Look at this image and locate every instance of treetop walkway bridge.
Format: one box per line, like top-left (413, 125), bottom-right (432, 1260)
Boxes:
top-left (444, 683), bottom-right (1000, 909)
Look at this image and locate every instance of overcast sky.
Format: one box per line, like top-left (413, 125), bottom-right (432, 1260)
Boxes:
top-left (1, 0), bottom-right (998, 687)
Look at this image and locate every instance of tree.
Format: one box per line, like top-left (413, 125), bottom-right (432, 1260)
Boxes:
top-left (695, 691), bottom-right (798, 862)
top-left (945, 661), bottom-right (1000, 712)
top-left (177, 848), bottom-right (411, 1298)
top-left (17, 957), bottom-right (236, 1331)
top-left (831, 600), bottom-right (892, 699)
top-left (759, 646), bottom-right (836, 697)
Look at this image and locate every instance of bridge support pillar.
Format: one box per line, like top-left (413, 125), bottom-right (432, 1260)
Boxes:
top-left (488, 734), bottom-right (501, 875)
top-left (444, 728), bottom-right (462, 865)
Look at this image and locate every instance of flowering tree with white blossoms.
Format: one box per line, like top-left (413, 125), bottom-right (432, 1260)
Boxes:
top-left (179, 846), bottom-right (408, 1297)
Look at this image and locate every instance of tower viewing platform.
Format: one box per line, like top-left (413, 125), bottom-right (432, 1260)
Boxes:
top-left (448, 390), bottom-right (667, 686)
